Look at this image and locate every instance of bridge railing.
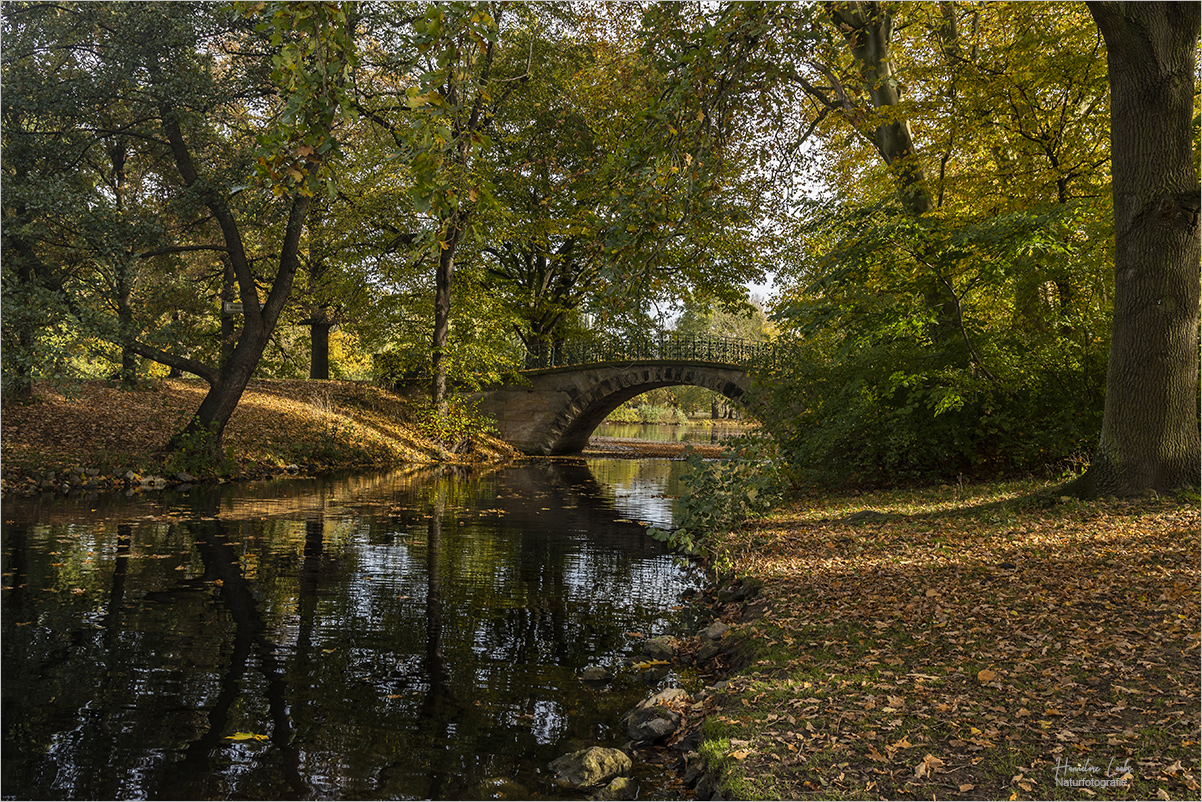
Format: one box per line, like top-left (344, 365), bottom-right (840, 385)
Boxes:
top-left (522, 333), bottom-right (773, 371)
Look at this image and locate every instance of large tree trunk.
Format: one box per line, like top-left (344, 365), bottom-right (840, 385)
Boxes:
top-left (108, 140), bottom-right (140, 389)
top-left (117, 281), bottom-right (138, 388)
top-left (1074, 2), bottom-right (1201, 496)
top-left (160, 193), bottom-right (312, 464)
top-left (220, 256), bottom-right (237, 368)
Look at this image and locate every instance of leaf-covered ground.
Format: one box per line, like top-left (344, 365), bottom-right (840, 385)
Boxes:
top-left (1, 379), bottom-right (516, 493)
top-left (689, 483), bottom-right (1200, 801)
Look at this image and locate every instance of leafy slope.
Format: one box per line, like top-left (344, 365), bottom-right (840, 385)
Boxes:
top-left (1, 379), bottom-right (517, 491)
top-left (693, 484), bottom-right (1200, 800)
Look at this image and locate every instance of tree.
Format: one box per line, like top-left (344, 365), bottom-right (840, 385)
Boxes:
top-left (1, 2), bottom-right (357, 464)
top-left (143, 2), bottom-right (357, 461)
top-left (647, 2), bottom-right (1126, 483)
top-left (1074, 2), bottom-right (1201, 495)
top-left (477, 26), bottom-right (615, 351)
top-left (375, 2), bottom-right (536, 413)
top-left (1, 2), bottom-right (141, 397)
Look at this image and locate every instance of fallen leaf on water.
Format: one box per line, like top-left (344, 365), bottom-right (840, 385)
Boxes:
top-left (226, 732), bottom-right (268, 742)
top-left (631, 659), bottom-right (670, 670)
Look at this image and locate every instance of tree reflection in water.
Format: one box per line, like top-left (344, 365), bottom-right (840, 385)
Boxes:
top-left (1, 460), bottom-right (700, 799)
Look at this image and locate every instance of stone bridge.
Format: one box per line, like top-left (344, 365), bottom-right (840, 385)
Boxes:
top-left (474, 334), bottom-right (768, 455)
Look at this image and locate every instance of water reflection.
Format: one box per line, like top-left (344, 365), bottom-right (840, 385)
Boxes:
top-left (591, 421), bottom-right (748, 445)
top-left (1, 461), bottom-right (701, 800)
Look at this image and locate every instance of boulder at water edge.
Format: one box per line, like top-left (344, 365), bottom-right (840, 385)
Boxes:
top-left (590, 776), bottom-right (637, 801)
top-left (641, 636), bottom-right (674, 661)
top-left (548, 746), bottom-right (631, 789)
top-left (581, 665), bottom-right (612, 682)
top-left (639, 687), bottom-right (689, 708)
top-left (622, 705), bottom-right (681, 743)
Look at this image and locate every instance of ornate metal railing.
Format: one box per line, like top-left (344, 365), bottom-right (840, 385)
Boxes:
top-left (522, 332), bottom-right (773, 371)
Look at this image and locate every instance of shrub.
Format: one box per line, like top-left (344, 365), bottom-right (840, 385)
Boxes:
top-left (412, 398), bottom-right (496, 454)
top-left (163, 416), bottom-right (238, 477)
top-left (648, 432), bottom-right (785, 572)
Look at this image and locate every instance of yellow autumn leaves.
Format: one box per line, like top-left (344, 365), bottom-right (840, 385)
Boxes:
top-left (225, 732), bottom-right (269, 742)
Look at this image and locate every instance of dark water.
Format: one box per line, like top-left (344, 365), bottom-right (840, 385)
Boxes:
top-left (591, 422), bottom-right (748, 445)
top-left (1, 459), bottom-right (700, 800)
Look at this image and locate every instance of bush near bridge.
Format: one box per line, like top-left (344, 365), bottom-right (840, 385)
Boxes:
top-left (752, 329), bottom-right (1103, 489)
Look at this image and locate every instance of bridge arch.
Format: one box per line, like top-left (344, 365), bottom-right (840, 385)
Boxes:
top-left (475, 361), bottom-right (754, 455)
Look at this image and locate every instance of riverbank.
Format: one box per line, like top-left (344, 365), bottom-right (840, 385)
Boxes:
top-left (685, 482), bottom-right (1201, 800)
top-left (584, 437), bottom-right (725, 460)
top-left (0, 378), bottom-right (518, 495)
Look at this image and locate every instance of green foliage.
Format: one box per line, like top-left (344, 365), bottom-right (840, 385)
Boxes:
top-left (638, 403), bottom-right (687, 425)
top-left (248, 1), bottom-right (358, 198)
top-left (368, 276), bottom-right (526, 390)
top-left (396, 2), bottom-right (503, 220)
top-left (371, 346), bottom-right (427, 386)
top-left (412, 398), bottom-right (496, 455)
top-left (648, 433), bottom-right (785, 571)
top-left (163, 417), bottom-right (237, 478)
top-left (756, 184), bottom-right (1112, 488)
top-left (754, 323), bottom-right (1105, 488)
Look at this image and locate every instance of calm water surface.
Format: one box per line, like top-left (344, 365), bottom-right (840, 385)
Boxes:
top-left (590, 422), bottom-right (748, 445)
top-left (1, 459), bottom-right (698, 800)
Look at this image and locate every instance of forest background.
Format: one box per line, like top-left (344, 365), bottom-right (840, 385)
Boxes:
top-left (3, 0), bottom-right (1199, 496)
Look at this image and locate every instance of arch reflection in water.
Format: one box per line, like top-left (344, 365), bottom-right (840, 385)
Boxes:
top-left (0, 460), bottom-right (701, 800)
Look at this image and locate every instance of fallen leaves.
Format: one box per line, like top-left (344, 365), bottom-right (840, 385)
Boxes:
top-left (694, 484), bottom-right (1201, 800)
top-left (914, 753), bottom-right (944, 778)
top-left (1, 378), bottom-right (514, 493)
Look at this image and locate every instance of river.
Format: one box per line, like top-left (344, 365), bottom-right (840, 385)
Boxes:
top-left (591, 421), bottom-right (748, 446)
top-left (1, 453), bottom-right (704, 800)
